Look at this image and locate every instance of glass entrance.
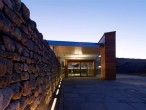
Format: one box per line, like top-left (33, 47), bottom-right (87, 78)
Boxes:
top-left (81, 62), bottom-right (88, 76)
top-left (67, 60), bottom-right (95, 77)
top-left (68, 62), bottom-right (81, 77)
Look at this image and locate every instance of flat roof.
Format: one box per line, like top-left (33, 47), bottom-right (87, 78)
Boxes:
top-left (48, 40), bottom-right (100, 48)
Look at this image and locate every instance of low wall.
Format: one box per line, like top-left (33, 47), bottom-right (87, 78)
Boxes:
top-left (0, 0), bottom-right (60, 110)
top-left (116, 58), bottom-right (146, 74)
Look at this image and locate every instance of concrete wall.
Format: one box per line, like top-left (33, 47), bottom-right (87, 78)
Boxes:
top-left (117, 58), bottom-right (146, 74)
top-left (0, 0), bottom-right (60, 110)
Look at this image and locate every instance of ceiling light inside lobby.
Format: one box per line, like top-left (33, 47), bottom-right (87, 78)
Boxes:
top-left (74, 47), bottom-right (82, 55)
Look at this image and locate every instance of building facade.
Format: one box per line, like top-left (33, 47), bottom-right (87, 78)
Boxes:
top-left (48, 31), bottom-right (116, 80)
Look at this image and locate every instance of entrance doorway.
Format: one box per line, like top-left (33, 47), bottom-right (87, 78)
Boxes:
top-left (66, 60), bottom-right (96, 77)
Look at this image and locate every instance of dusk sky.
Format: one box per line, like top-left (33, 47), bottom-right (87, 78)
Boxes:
top-left (22, 0), bottom-right (146, 59)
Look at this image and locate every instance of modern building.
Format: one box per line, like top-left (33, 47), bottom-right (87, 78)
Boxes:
top-left (48, 31), bottom-right (116, 80)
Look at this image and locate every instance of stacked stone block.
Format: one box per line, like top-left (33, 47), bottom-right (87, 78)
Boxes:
top-left (0, 0), bottom-right (60, 110)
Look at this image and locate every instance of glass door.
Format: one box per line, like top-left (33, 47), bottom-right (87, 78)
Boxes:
top-left (81, 62), bottom-right (88, 76)
top-left (68, 62), bottom-right (73, 77)
top-left (67, 60), bottom-right (95, 77)
top-left (73, 62), bottom-right (80, 77)
top-left (68, 62), bottom-right (81, 77)
top-left (88, 62), bottom-right (94, 76)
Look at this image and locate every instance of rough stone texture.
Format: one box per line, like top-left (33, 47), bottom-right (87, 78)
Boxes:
top-left (0, 0), bottom-right (4, 10)
top-left (0, 57), bottom-right (7, 76)
top-left (14, 63), bottom-right (23, 73)
top-left (20, 72), bottom-right (29, 81)
top-left (22, 81), bottom-right (31, 96)
top-left (0, 75), bottom-right (10, 88)
top-left (20, 3), bottom-right (30, 19)
top-left (6, 101), bottom-right (20, 110)
top-left (0, 88), bottom-right (14, 110)
top-left (4, 6), bottom-right (23, 27)
top-left (3, 35), bottom-right (15, 52)
top-left (29, 95), bottom-right (41, 110)
top-left (7, 59), bottom-right (13, 75)
top-left (16, 43), bottom-right (24, 55)
top-left (10, 83), bottom-right (23, 100)
top-left (10, 73), bottom-right (21, 83)
top-left (0, 11), bottom-right (12, 34)
top-left (3, 0), bottom-right (13, 9)
top-left (19, 97), bottom-right (29, 110)
top-left (10, 0), bottom-right (21, 11)
top-left (0, 0), bottom-right (60, 110)
top-left (0, 90), bottom-right (3, 109)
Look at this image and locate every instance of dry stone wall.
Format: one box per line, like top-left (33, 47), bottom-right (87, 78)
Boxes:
top-left (0, 0), bottom-right (60, 110)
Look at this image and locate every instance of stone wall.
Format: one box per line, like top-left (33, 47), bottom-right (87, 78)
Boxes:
top-left (0, 0), bottom-right (60, 110)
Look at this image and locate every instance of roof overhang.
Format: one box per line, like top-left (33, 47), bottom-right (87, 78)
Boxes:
top-left (48, 40), bottom-right (101, 60)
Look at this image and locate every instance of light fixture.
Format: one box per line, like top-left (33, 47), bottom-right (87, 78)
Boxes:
top-left (50, 78), bottom-right (62, 110)
top-left (56, 89), bottom-right (60, 95)
top-left (51, 98), bottom-right (57, 110)
top-left (98, 66), bottom-right (101, 68)
top-left (74, 47), bottom-right (82, 55)
top-left (99, 55), bottom-right (101, 58)
top-left (58, 84), bottom-right (61, 88)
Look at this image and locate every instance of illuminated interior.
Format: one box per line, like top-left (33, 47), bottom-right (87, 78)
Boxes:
top-left (67, 60), bottom-right (95, 77)
top-left (48, 41), bottom-right (102, 77)
top-left (48, 31), bottom-right (116, 80)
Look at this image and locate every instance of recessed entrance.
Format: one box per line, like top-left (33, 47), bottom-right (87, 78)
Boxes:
top-left (66, 60), bottom-right (96, 77)
top-left (48, 31), bottom-right (116, 80)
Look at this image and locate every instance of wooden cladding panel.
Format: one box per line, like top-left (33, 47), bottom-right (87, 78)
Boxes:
top-left (101, 32), bottom-right (116, 80)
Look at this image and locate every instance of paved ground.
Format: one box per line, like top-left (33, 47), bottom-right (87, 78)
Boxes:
top-left (57, 74), bottom-right (146, 110)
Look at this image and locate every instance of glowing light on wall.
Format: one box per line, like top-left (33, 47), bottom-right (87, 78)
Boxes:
top-left (51, 98), bottom-right (57, 110)
top-left (98, 66), bottom-right (101, 68)
top-left (58, 84), bottom-right (61, 88)
top-left (51, 78), bottom-right (62, 110)
top-left (56, 89), bottom-right (60, 95)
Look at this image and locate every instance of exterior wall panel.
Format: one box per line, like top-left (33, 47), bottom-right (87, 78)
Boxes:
top-left (100, 32), bottom-right (116, 80)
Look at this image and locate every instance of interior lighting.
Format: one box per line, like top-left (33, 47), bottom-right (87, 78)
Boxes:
top-left (74, 47), bottom-right (82, 55)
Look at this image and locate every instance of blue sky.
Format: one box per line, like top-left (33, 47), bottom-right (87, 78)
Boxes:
top-left (22, 0), bottom-right (146, 59)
